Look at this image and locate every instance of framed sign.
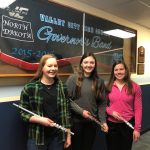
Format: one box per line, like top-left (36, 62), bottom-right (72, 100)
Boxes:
top-left (0, 0), bottom-right (137, 85)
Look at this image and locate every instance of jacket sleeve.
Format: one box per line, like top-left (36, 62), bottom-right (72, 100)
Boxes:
top-left (20, 85), bottom-right (33, 122)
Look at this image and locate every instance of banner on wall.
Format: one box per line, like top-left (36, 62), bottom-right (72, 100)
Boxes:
top-left (0, 0), bottom-right (123, 73)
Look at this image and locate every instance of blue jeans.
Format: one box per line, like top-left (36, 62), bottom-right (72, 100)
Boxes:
top-left (27, 137), bottom-right (64, 150)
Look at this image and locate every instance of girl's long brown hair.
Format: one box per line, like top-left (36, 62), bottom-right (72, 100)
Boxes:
top-left (107, 60), bottom-right (133, 94)
top-left (75, 52), bottom-right (105, 103)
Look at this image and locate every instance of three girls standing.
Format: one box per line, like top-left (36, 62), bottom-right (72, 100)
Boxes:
top-left (20, 53), bottom-right (142, 150)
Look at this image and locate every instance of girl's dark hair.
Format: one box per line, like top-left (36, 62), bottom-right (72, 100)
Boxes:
top-left (32, 54), bottom-right (58, 81)
top-left (107, 60), bottom-right (133, 94)
top-left (75, 52), bottom-right (105, 102)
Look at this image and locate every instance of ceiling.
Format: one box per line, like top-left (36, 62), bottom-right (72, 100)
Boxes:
top-left (76, 0), bottom-right (150, 30)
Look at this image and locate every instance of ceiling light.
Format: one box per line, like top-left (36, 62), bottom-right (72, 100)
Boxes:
top-left (0, 0), bottom-right (16, 9)
top-left (103, 29), bottom-right (136, 39)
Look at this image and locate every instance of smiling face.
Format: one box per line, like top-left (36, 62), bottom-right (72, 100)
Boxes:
top-left (42, 57), bottom-right (58, 79)
top-left (81, 56), bottom-right (96, 77)
top-left (114, 63), bottom-right (126, 81)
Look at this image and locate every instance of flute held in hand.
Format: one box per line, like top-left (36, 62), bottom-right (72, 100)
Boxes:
top-left (70, 99), bottom-right (105, 129)
top-left (13, 103), bottom-right (74, 135)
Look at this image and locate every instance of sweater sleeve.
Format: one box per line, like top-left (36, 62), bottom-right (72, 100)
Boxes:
top-left (70, 100), bottom-right (84, 115)
top-left (98, 99), bottom-right (107, 123)
top-left (66, 75), bottom-right (84, 115)
top-left (134, 84), bottom-right (142, 132)
top-left (66, 75), bottom-right (76, 99)
top-left (97, 79), bottom-right (107, 123)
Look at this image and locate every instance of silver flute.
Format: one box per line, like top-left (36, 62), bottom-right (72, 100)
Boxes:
top-left (13, 103), bottom-right (74, 135)
top-left (70, 99), bottom-right (104, 128)
top-left (119, 116), bottom-right (134, 129)
top-left (88, 115), bottom-right (104, 127)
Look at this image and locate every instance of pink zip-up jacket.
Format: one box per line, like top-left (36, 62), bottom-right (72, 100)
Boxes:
top-left (106, 81), bottom-right (142, 132)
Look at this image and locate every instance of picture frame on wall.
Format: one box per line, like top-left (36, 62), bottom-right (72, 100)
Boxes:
top-left (137, 63), bottom-right (144, 75)
top-left (138, 46), bottom-right (145, 63)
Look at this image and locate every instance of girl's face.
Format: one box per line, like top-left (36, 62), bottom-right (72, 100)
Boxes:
top-left (114, 63), bottom-right (126, 81)
top-left (42, 58), bottom-right (58, 79)
top-left (81, 56), bottom-right (95, 77)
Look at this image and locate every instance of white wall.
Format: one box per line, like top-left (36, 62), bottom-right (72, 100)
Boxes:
top-left (0, 86), bottom-right (22, 101)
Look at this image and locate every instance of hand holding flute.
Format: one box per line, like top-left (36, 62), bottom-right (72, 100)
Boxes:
top-left (82, 110), bottom-right (108, 132)
top-left (13, 103), bottom-right (74, 135)
top-left (30, 116), bottom-right (73, 134)
top-left (29, 115), bottom-right (54, 127)
top-left (112, 111), bottom-right (134, 129)
top-left (70, 99), bottom-right (108, 132)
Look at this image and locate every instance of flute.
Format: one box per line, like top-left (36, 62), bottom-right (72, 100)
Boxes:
top-left (119, 116), bottom-right (134, 129)
top-left (88, 115), bottom-right (103, 127)
top-left (70, 99), bottom-right (104, 128)
top-left (13, 103), bottom-right (74, 135)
